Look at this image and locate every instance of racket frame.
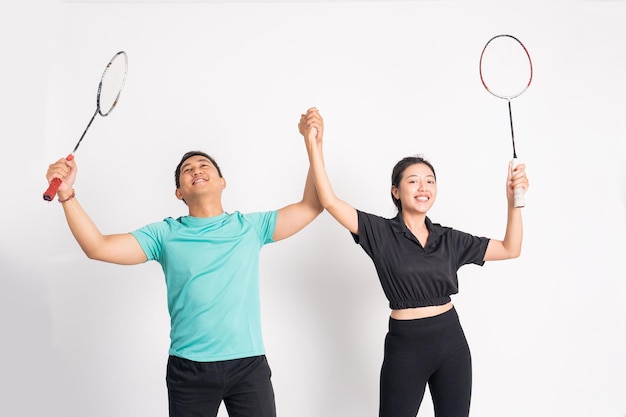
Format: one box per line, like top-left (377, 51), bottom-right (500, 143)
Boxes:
top-left (479, 34), bottom-right (533, 101)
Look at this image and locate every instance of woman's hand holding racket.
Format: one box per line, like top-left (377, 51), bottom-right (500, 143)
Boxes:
top-left (507, 160), bottom-right (529, 208)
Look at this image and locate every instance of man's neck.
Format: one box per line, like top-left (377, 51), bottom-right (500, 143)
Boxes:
top-left (186, 197), bottom-right (225, 218)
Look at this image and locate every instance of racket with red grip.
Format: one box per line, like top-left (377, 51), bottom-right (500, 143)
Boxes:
top-left (43, 51), bottom-right (128, 202)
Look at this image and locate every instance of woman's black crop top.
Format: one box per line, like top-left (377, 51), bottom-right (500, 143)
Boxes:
top-left (352, 210), bottom-right (490, 309)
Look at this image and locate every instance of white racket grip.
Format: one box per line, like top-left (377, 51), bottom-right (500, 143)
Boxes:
top-left (511, 158), bottom-right (525, 208)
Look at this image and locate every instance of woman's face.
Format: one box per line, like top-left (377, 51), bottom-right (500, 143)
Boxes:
top-left (392, 163), bottom-right (437, 214)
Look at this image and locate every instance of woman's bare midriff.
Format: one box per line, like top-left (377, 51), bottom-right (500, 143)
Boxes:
top-left (390, 302), bottom-right (453, 320)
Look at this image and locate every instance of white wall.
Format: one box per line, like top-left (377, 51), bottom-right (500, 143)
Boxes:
top-left (1, 1), bottom-right (625, 416)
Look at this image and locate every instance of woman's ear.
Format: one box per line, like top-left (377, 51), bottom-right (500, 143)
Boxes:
top-left (391, 185), bottom-right (399, 200)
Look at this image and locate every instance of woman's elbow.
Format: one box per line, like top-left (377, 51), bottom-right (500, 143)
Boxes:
top-left (507, 245), bottom-right (522, 259)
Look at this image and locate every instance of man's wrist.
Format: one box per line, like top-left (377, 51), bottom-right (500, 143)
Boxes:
top-left (58, 189), bottom-right (76, 204)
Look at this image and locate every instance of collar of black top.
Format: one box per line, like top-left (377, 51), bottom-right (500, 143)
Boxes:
top-left (390, 214), bottom-right (445, 242)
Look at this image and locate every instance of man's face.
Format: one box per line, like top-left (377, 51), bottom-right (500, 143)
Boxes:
top-left (175, 155), bottom-right (225, 202)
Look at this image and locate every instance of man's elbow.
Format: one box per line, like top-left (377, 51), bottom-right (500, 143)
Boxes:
top-left (84, 249), bottom-right (104, 261)
top-left (82, 245), bottom-right (110, 262)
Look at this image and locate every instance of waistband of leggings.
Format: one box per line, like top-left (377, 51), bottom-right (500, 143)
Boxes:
top-left (388, 305), bottom-right (459, 328)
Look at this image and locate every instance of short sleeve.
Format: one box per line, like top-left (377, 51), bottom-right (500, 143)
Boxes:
top-left (351, 210), bottom-right (388, 259)
top-left (241, 210), bottom-right (278, 244)
top-left (449, 229), bottom-right (490, 268)
top-left (131, 220), bottom-right (171, 261)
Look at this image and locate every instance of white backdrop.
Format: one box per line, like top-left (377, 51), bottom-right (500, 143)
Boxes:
top-left (1, 1), bottom-right (625, 416)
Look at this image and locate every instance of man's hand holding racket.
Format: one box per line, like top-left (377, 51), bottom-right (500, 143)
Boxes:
top-left (46, 157), bottom-right (77, 203)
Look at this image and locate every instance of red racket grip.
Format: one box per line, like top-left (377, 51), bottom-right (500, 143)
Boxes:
top-left (43, 178), bottom-right (62, 201)
top-left (43, 154), bottom-right (75, 202)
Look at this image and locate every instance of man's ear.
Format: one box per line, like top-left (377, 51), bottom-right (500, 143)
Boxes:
top-left (175, 188), bottom-right (183, 200)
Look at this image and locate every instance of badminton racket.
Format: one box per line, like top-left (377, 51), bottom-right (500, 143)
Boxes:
top-left (43, 51), bottom-right (128, 201)
top-left (479, 34), bottom-right (532, 208)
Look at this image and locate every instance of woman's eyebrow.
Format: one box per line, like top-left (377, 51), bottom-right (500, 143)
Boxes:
top-left (406, 174), bottom-right (435, 179)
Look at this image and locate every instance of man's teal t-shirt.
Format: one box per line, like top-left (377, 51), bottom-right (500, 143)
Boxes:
top-left (131, 211), bottom-right (277, 362)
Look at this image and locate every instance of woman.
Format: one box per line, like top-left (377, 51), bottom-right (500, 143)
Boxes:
top-left (299, 107), bottom-right (528, 417)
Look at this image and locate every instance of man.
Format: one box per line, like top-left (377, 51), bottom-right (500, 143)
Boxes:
top-left (45, 114), bottom-right (324, 417)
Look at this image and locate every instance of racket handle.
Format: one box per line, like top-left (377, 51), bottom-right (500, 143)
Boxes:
top-left (512, 158), bottom-right (525, 208)
top-left (43, 178), bottom-right (62, 201)
top-left (42, 153), bottom-right (75, 202)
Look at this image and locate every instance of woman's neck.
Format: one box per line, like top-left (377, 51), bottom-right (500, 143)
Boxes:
top-left (401, 212), bottom-right (428, 234)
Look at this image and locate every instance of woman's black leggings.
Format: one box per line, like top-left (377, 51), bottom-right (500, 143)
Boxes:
top-left (379, 307), bottom-right (472, 417)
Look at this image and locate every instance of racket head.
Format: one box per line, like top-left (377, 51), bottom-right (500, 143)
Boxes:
top-left (479, 34), bottom-right (532, 100)
top-left (97, 51), bottom-right (128, 116)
